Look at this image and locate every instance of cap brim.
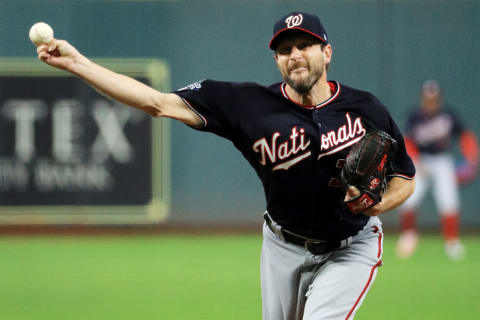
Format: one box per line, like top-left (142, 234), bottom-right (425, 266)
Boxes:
top-left (269, 27), bottom-right (327, 50)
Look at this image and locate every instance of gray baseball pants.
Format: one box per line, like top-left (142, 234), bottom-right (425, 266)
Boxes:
top-left (261, 216), bottom-right (383, 320)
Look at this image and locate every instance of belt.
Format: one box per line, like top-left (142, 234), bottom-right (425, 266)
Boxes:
top-left (264, 213), bottom-right (342, 255)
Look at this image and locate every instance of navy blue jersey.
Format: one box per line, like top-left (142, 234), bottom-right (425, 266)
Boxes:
top-left (405, 106), bottom-right (464, 154)
top-left (174, 80), bottom-right (415, 240)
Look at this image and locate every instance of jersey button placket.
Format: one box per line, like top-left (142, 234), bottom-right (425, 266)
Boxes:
top-left (312, 109), bottom-right (322, 136)
top-left (313, 109), bottom-right (323, 162)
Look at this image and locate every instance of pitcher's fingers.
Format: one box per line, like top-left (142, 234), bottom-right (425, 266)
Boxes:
top-left (37, 44), bottom-right (48, 54)
top-left (38, 52), bottom-right (50, 61)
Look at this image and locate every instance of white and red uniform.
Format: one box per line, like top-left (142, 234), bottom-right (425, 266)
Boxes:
top-left (398, 103), bottom-right (478, 259)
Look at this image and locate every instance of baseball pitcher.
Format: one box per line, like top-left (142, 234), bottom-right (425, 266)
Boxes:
top-left (35, 11), bottom-right (415, 320)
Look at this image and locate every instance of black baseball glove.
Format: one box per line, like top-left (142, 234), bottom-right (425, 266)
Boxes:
top-left (340, 130), bottom-right (397, 214)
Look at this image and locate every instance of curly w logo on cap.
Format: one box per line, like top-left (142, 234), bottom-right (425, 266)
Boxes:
top-left (285, 14), bottom-right (303, 28)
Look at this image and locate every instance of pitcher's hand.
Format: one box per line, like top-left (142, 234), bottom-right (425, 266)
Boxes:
top-left (37, 39), bottom-right (84, 72)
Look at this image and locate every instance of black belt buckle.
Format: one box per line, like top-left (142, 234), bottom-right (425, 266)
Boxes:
top-left (305, 240), bottom-right (339, 255)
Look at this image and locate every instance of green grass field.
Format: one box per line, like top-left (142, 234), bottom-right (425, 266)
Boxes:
top-left (1, 233), bottom-right (479, 319)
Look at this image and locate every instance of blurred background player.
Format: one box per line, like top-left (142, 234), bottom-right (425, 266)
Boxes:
top-left (397, 79), bottom-right (479, 260)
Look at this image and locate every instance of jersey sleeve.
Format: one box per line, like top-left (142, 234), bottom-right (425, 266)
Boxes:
top-left (386, 115), bottom-right (416, 179)
top-left (173, 80), bottom-right (235, 139)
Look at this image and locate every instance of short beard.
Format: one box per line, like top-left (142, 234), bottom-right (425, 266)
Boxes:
top-left (283, 67), bottom-right (323, 94)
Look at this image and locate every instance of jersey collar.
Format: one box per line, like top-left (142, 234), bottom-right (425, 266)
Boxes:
top-left (280, 81), bottom-right (341, 110)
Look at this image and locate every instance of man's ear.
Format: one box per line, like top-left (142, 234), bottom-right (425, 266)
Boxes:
top-left (323, 44), bottom-right (332, 63)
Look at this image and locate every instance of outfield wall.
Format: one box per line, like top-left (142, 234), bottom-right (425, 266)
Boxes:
top-left (0, 0), bottom-right (479, 229)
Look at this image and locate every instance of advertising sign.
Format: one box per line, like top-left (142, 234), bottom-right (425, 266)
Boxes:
top-left (0, 59), bottom-right (170, 224)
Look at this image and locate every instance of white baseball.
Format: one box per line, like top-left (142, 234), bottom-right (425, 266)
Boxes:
top-left (29, 22), bottom-right (54, 46)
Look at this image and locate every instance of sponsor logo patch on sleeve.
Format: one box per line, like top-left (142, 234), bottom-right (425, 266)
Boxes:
top-left (179, 80), bottom-right (205, 91)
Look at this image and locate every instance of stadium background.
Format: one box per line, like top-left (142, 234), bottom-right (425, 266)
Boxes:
top-left (0, 1), bottom-right (479, 319)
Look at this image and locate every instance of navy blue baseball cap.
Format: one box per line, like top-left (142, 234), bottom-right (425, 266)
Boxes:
top-left (269, 12), bottom-right (328, 50)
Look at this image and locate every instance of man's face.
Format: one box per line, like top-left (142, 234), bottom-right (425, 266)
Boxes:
top-left (274, 32), bottom-right (331, 93)
top-left (422, 88), bottom-right (442, 114)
